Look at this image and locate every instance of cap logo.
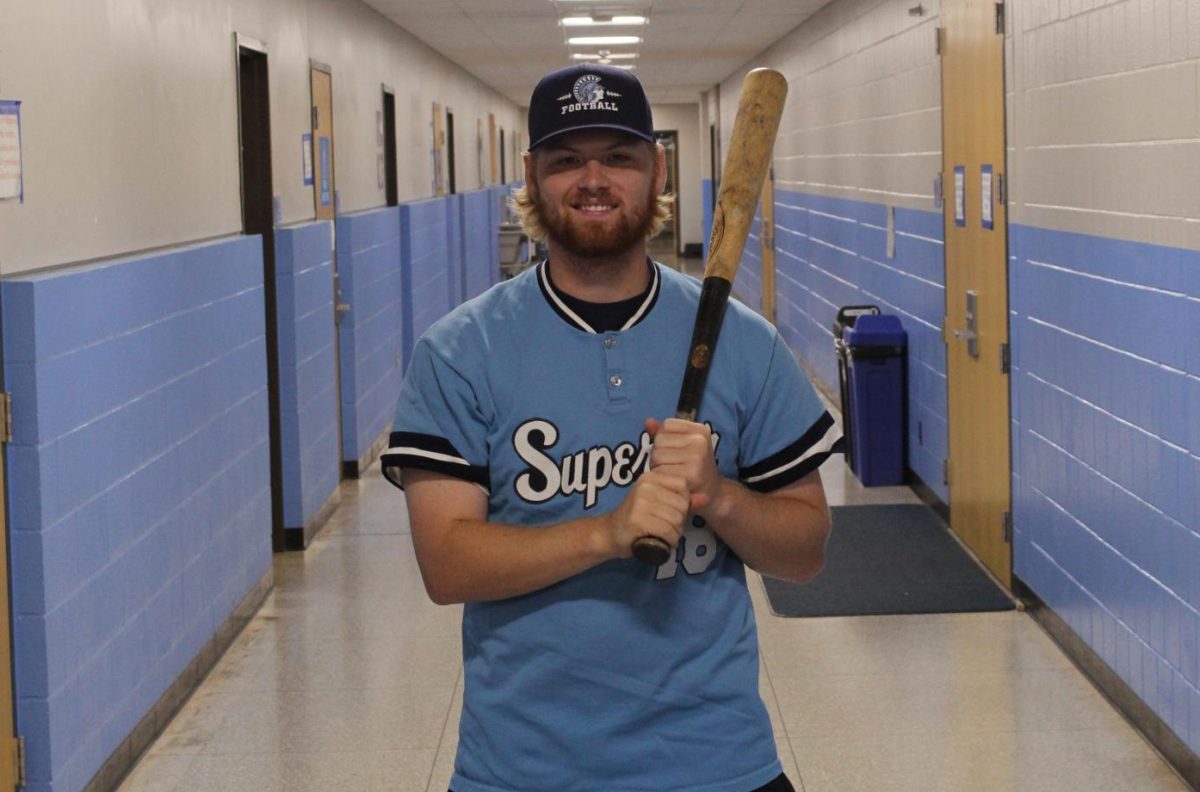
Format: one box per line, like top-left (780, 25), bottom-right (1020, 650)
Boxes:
top-left (556, 74), bottom-right (622, 116)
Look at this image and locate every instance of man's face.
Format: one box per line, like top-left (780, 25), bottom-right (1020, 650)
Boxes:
top-left (526, 130), bottom-right (666, 261)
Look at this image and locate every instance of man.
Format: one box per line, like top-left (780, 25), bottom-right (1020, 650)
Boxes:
top-left (383, 64), bottom-right (842, 792)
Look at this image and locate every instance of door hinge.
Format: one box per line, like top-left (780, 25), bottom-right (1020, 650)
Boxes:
top-left (311, 106), bottom-right (319, 130)
top-left (1002, 511), bottom-right (1013, 543)
top-left (936, 26), bottom-right (946, 55)
top-left (940, 316), bottom-right (948, 344)
top-left (996, 173), bottom-right (1007, 205)
top-left (15, 736), bottom-right (25, 788)
top-left (933, 172), bottom-right (944, 208)
top-left (1000, 342), bottom-right (1011, 374)
top-left (0, 393), bottom-right (11, 444)
top-left (942, 458), bottom-right (950, 486)
top-left (995, 2), bottom-right (1006, 34)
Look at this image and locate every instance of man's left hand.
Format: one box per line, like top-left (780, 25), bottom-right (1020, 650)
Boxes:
top-left (645, 417), bottom-right (723, 518)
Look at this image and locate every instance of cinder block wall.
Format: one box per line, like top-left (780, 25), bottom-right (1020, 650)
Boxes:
top-left (709, 0), bottom-right (1199, 758)
top-left (1006, 0), bottom-right (1200, 753)
top-left (1, 238), bottom-right (273, 792)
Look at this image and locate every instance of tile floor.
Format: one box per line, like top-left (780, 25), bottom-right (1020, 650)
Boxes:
top-left (116, 447), bottom-right (1192, 792)
top-left (115, 249), bottom-right (1192, 791)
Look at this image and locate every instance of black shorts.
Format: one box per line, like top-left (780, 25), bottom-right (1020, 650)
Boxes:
top-left (450, 771), bottom-right (796, 792)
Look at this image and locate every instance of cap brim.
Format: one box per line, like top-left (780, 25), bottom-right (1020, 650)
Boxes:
top-left (529, 123), bottom-right (656, 150)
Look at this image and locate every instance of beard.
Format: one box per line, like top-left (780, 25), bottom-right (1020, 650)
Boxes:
top-left (535, 186), bottom-right (658, 262)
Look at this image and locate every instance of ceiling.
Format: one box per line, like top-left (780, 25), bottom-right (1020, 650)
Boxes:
top-left (364, 0), bottom-right (831, 106)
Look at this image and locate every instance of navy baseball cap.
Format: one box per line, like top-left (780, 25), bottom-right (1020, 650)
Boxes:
top-left (527, 64), bottom-right (655, 150)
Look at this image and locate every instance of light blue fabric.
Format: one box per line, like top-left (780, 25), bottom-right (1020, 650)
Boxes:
top-left (385, 262), bottom-right (838, 792)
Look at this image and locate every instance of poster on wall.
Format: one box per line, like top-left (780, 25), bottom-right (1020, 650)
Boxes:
top-left (0, 100), bottom-right (23, 202)
top-left (980, 164), bottom-right (994, 230)
top-left (302, 133), bottom-right (314, 186)
top-left (953, 165), bottom-right (965, 227)
top-left (319, 136), bottom-right (332, 206)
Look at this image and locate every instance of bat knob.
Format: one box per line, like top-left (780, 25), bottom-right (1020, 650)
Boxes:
top-left (632, 536), bottom-right (671, 566)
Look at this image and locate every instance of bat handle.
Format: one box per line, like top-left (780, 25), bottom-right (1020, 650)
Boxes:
top-left (630, 277), bottom-right (734, 566)
top-left (632, 536), bottom-right (672, 566)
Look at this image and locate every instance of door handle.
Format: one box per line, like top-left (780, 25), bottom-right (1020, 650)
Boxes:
top-left (951, 290), bottom-right (980, 358)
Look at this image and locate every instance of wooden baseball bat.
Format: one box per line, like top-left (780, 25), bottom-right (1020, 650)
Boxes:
top-left (632, 68), bottom-right (789, 566)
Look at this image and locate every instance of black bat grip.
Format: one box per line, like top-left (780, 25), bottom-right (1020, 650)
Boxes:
top-left (632, 277), bottom-right (733, 566)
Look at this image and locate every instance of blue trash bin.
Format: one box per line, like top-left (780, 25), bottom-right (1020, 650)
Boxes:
top-left (843, 314), bottom-right (907, 486)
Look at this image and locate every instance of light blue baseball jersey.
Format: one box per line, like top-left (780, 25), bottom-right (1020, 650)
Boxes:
top-left (383, 261), bottom-right (841, 792)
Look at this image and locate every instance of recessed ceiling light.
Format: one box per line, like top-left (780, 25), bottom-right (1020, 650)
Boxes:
top-left (567, 35), bottom-right (642, 45)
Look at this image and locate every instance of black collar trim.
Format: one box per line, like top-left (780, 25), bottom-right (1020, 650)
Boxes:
top-left (536, 259), bottom-right (661, 334)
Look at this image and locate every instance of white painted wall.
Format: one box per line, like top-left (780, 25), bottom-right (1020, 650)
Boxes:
top-left (717, 0), bottom-right (942, 214)
top-left (0, 0), bottom-right (522, 276)
top-left (652, 103), bottom-right (703, 253)
top-left (1007, 0), bottom-right (1200, 250)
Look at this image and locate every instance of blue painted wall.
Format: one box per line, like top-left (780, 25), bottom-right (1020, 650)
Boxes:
top-left (275, 223), bottom-right (341, 529)
top-left (727, 188), bottom-right (948, 501)
top-left (399, 199), bottom-right (452, 370)
top-left (445, 194), bottom-right (466, 309)
top-left (489, 186), bottom-right (506, 288)
top-left (1, 237), bottom-right (273, 792)
top-left (1009, 225), bottom-right (1200, 754)
top-left (334, 208), bottom-right (404, 467)
top-left (733, 214), bottom-right (764, 314)
top-left (461, 189), bottom-right (495, 301)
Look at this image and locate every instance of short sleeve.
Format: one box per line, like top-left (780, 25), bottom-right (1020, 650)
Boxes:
top-left (380, 338), bottom-right (491, 491)
top-left (737, 333), bottom-right (844, 492)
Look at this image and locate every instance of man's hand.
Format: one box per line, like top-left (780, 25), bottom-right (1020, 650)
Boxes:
top-left (645, 417), bottom-right (723, 518)
top-left (603, 469), bottom-right (691, 558)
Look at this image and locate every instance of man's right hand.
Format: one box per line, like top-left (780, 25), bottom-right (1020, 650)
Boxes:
top-left (604, 470), bottom-right (691, 559)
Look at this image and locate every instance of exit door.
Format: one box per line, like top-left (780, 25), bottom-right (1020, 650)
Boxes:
top-left (940, 0), bottom-right (1012, 586)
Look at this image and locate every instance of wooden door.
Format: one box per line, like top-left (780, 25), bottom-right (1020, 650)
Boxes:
top-left (488, 114), bottom-right (498, 185)
top-left (759, 166), bottom-right (777, 325)
top-left (310, 66), bottom-right (335, 221)
top-left (0, 397), bottom-right (19, 790)
top-left (432, 103), bottom-right (445, 197)
top-left (309, 63), bottom-right (346, 481)
top-left (940, 0), bottom-right (1011, 585)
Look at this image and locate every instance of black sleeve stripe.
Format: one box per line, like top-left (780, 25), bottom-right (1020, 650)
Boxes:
top-left (380, 431), bottom-right (490, 491)
top-left (389, 431), bottom-right (464, 459)
top-left (738, 412), bottom-right (845, 493)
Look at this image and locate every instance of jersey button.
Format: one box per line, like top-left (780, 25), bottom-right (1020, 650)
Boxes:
top-left (603, 336), bottom-right (616, 349)
top-left (609, 375), bottom-right (623, 388)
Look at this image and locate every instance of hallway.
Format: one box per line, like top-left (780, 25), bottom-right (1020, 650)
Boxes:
top-left (115, 448), bottom-right (1191, 792)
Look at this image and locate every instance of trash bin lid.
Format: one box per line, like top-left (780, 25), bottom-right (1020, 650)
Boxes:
top-left (844, 314), bottom-right (907, 347)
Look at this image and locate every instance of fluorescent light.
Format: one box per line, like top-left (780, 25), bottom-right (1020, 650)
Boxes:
top-left (561, 14), bottom-right (646, 26)
top-left (567, 35), bottom-right (641, 45)
top-left (571, 52), bottom-right (636, 60)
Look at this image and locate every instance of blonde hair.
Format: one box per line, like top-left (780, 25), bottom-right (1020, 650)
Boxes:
top-left (510, 188), bottom-right (674, 243)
